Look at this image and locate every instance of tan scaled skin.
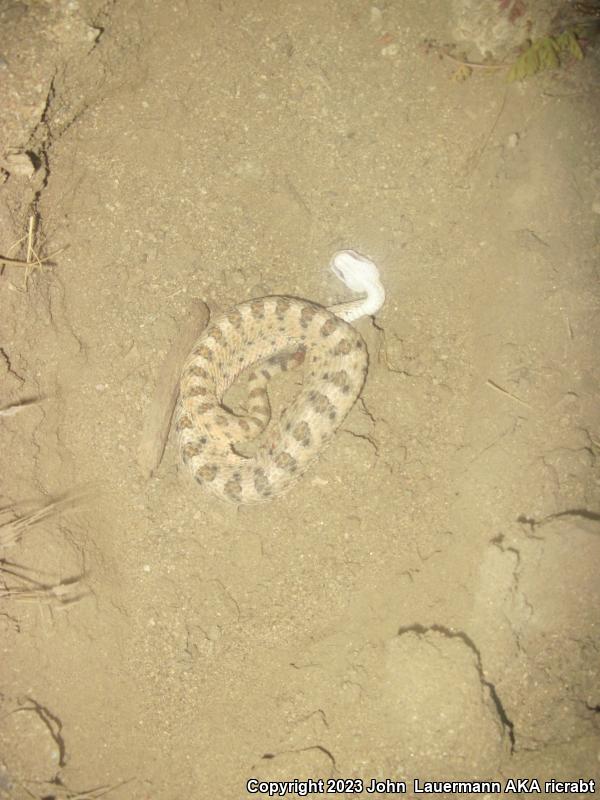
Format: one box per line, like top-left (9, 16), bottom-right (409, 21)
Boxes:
top-left (175, 250), bottom-right (385, 504)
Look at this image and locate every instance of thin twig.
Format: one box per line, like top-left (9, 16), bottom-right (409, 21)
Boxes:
top-left (0, 215), bottom-right (66, 288)
top-left (430, 44), bottom-right (514, 71)
top-left (486, 379), bottom-right (532, 408)
top-left (26, 215), bottom-right (34, 263)
top-left (0, 397), bottom-right (43, 417)
top-left (137, 299), bottom-right (210, 477)
top-left (0, 487), bottom-right (93, 548)
top-left (0, 248), bottom-right (64, 268)
top-left (466, 88), bottom-right (509, 174)
top-left (0, 576), bottom-right (88, 606)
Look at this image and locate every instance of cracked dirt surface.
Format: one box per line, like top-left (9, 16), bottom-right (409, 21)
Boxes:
top-left (1, 1), bottom-right (599, 798)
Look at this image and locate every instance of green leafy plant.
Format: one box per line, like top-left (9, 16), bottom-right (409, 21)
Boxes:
top-left (507, 30), bottom-right (584, 81)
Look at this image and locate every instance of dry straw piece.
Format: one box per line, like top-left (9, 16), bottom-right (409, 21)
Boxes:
top-left (0, 215), bottom-right (65, 289)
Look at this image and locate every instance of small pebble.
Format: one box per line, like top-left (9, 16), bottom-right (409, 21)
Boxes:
top-left (206, 625), bottom-right (221, 642)
top-left (381, 43), bottom-right (399, 57)
top-left (86, 25), bottom-right (101, 42)
top-left (370, 7), bottom-right (383, 31)
top-left (5, 151), bottom-right (36, 178)
top-left (507, 132), bottom-right (520, 148)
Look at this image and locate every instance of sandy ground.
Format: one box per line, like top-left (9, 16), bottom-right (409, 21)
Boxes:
top-left (1, 1), bottom-right (599, 798)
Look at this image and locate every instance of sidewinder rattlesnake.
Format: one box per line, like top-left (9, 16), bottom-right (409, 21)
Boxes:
top-left (175, 250), bottom-right (385, 503)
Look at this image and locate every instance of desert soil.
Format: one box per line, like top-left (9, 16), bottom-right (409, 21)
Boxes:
top-left (1, 1), bottom-right (599, 799)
